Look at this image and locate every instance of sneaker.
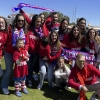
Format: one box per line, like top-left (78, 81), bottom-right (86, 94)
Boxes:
top-left (22, 88), bottom-right (28, 94)
top-left (2, 88), bottom-right (10, 95)
top-left (28, 80), bottom-right (32, 87)
top-left (37, 84), bottom-right (42, 90)
top-left (66, 86), bottom-right (71, 90)
top-left (15, 91), bottom-right (22, 97)
top-left (90, 94), bottom-right (99, 100)
top-left (33, 74), bottom-right (38, 81)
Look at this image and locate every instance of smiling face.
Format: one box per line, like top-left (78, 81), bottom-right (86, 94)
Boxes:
top-left (50, 32), bottom-right (58, 43)
top-left (73, 26), bottom-right (79, 38)
top-left (61, 20), bottom-right (68, 30)
top-left (52, 14), bottom-right (58, 23)
top-left (35, 17), bottom-right (41, 28)
top-left (57, 58), bottom-right (65, 68)
top-left (89, 29), bottom-right (95, 40)
top-left (17, 16), bottom-right (25, 28)
top-left (0, 17), bottom-right (5, 30)
top-left (78, 19), bottom-right (86, 30)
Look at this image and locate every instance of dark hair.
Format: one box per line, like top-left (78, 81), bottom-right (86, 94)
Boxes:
top-left (41, 36), bottom-right (49, 46)
top-left (29, 14), bottom-right (41, 29)
top-left (13, 13), bottom-right (27, 33)
top-left (0, 16), bottom-right (8, 32)
top-left (39, 13), bottom-right (45, 17)
top-left (77, 17), bottom-right (86, 25)
top-left (69, 25), bottom-right (83, 44)
top-left (55, 56), bottom-right (66, 71)
top-left (52, 12), bottom-right (58, 16)
top-left (58, 19), bottom-right (69, 36)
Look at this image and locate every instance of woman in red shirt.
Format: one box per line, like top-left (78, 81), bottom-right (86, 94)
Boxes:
top-left (1, 13), bottom-right (27, 95)
top-left (37, 30), bottom-right (62, 90)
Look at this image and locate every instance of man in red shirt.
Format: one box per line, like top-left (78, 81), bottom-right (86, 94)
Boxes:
top-left (68, 53), bottom-right (100, 100)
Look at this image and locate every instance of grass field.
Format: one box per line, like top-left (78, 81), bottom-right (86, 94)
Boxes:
top-left (0, 58), bottom-right (93, 100)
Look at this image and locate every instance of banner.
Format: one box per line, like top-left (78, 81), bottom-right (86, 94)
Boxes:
top-left (62, 49), bottom-right (95, 62)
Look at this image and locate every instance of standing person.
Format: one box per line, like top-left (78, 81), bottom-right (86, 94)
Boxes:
top-left (0, 16), bottom-right (8, 76)
top-left (62, 25), bottom-right (86, 67)
top-left (46, 12), bottom-right (60, 32)
top-left (58, 19), bottom-right (69, 42)
top-left (63, 25), bottom-right (86, 51)
top-left (13, 38), bottom-right (29, 97)
top-left (77, 17), bottom-right (89, 37)
top-left (1, 13), bottom-right (27, 95)
top-left (85, 28), bottom-right (100, 65)
top-left (54, 56), bottom-right (71, 93)
top-left (26, 14), bottom-right (43, 87)
top-left (68, 53), bottom-right (100, 100)
top-left (39, 13), bottom-right (45, 24)
top-left (37, 30), bottom-right (62, 90)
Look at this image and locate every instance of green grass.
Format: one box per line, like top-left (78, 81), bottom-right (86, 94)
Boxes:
top-left (0, 58), bottom-right (93, 100)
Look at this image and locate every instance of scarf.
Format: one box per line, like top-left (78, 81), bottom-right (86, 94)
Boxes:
top-left (12, 28), bottom-right (26, 46)
top-left (34, 27), bottom-right (44, 39)
top-left (75, 64), bottom-right (87, 100)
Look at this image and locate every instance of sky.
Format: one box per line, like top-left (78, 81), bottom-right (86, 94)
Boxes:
top-left (1, 0), bottom-right (100, 26)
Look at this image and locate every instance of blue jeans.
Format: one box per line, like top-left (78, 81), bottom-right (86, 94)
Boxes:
top-left (1, 51), bottom-right (14, 88)
top-left (27, 53), bottom-right (39, 80)
top-left (39, 58), bottom-right (55, 87)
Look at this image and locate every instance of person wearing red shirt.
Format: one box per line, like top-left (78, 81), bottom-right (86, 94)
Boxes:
top-left (1, 13), bottom-right (27, 95)
top-left (0, 16), bottom-right (8, 77)
top-left (58, 19), bottom-right (69, 43)
top-left (63, 25), bottom-right (86, 67)
top-left (45, 12), bottom-right (60, 32)
top-left (13, 38), bottom-right (29, 97)
top-left (37, 30), bottom-right (62, 90)
top-left (68, 53), bottom-right (100, 100)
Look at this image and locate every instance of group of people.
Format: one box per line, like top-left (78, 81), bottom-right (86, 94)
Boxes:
top-left (0, 8), bottom-right (100, 100)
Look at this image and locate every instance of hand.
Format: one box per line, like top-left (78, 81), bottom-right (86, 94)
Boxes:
top-left (24, 56), bottom-right (29, 61)
top-left (81, 86), bottom-right (88, 92)
top-left (19, 56), bottom-right (23, 61)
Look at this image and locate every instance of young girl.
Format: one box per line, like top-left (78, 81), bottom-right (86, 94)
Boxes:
top-left (13, 38), bottom-right (29, 97)
top-left (38, 30), bottom-right (62, 90)
top-left (54, 56), bottom-right (71, 93)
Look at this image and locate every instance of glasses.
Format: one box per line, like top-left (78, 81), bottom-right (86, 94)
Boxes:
top-left (17, 20), bottom-right (24, 23)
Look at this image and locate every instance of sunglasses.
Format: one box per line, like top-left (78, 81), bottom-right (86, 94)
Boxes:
top-left (17, 20), bottom-right (24, 23)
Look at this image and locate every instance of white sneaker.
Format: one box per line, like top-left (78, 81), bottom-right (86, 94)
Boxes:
top-left (2, 88), bottom-right (10, 95)
top-left (37, 84), bottom-right (42, 90)
top-left (90, 97), bottom-right (98, 100)
top-left (66, 86), bottom-right (71, 90)
top-left (33, 74), bottom-right (38, 81)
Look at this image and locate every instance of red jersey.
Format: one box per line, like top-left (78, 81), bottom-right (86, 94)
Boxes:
top-left (39, 42), bottom-right (51, 58)
top-left (63, 34), bottom-right (86, 50)
top-left (26, 30), bottom-right (39, 54)
top-left (68, 63), bottom-right (100, 90)
top-left (0, 31), bottom-right (8, 58)
top-left (13, 48), bottom-right (29, 78)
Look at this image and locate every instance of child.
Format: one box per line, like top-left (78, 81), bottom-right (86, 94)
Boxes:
top-left (54, 56), bottom-right (71, 93)
top-left (13, 38), bottom-right (29, 97)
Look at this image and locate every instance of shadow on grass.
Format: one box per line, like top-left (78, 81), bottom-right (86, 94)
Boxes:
top-left (41, 83), bottom-right (78, 100)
